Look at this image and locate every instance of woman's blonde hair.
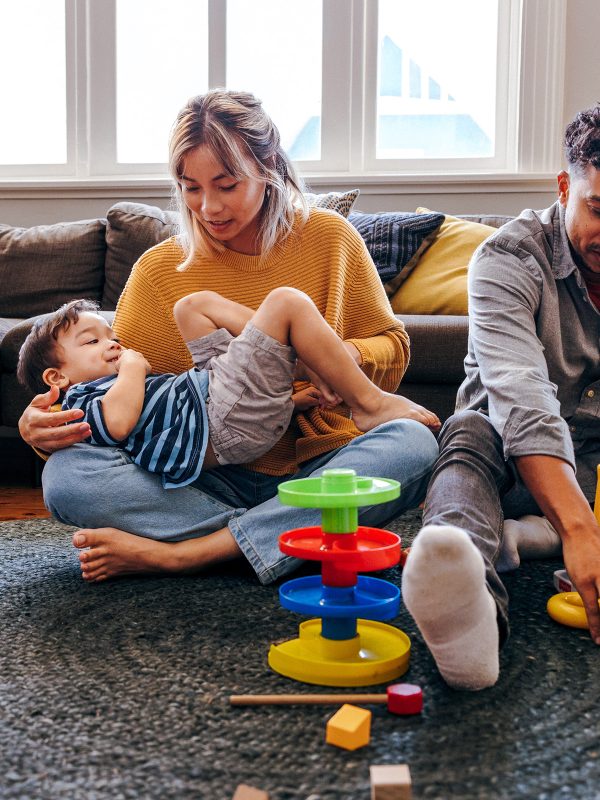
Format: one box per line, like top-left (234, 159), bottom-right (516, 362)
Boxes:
top-left (169, 90), bottom-right (308, 269)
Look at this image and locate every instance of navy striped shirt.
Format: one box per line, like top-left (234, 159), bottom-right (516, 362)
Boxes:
top-left (63, 369), bottom-right (210, 489)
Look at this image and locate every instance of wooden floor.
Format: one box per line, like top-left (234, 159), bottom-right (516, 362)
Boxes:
top-left (0, 486), bottom-right (49, 522)
top-left (1, 435), bottom-right (49, 521)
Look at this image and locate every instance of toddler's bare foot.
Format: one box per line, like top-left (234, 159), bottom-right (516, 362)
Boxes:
top-left (73, 528), bottom-right (184, 582)
top-left (352, 393), bottom-right (441, 432)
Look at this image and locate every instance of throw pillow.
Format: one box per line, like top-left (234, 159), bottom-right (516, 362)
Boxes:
top-left (348, 210), bottom-right (444, 287)
top-left (390, 209), bottom-right (497, 315)
top-left (304, 189), bottom-right (360, 218)
top-left (103, 202), bottom-right (180, 309)
top-left (0, 218), bottom-right (107, 318)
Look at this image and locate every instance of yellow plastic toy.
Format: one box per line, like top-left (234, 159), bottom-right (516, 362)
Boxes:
top-left (547, 592), bottom-right (593, 629)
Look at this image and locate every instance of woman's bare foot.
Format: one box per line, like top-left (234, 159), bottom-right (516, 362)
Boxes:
top-left (72, 526), bottom-right (242, 582)
top-left (352, 392), bottom-right (441, 433)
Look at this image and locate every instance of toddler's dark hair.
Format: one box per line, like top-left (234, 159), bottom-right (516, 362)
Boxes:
top-left (564, 103), bottom-right (600, 173)
top-left (17, 299), bottom-right (100, 396)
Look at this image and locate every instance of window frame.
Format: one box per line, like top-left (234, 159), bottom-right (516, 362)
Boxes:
top-left (0, 0), bottom-right (566, 182)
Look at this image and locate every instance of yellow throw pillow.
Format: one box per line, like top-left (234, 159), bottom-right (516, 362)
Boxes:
top-left (390, 208), bottom-right (497, 315)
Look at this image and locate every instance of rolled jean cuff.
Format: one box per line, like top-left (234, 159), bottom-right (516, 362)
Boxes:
top-left (228, 514), bottom-right (300, 585)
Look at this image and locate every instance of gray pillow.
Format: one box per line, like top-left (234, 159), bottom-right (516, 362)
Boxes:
top-left (103, 202), bottom-right (180, 309)
top-left (0, 219), bottom-right (107, 317)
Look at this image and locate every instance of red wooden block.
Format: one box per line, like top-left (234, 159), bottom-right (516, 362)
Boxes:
top-left (386, 683), bottom-right (423, 715)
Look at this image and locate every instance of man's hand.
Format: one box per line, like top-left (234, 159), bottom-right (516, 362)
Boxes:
top-left (561, 523), bottom-right (600, 643)
top-left (18, 384), bottom-right (91, 453)
top-left (515, 454), bottom-right (600, 644)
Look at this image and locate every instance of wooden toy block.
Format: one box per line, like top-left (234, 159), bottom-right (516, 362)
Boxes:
top-left (325, 703), bottom-right (372, 750)
top-left (370, 764), bottom-right (412, 800)
top-left (386, 683), bottom-right (423, 715)
top-left (232, 784), bottom-right (270, 800)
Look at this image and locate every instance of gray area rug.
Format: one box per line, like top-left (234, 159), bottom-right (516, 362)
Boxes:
top-left (1, 509), bottom-right (600, 800)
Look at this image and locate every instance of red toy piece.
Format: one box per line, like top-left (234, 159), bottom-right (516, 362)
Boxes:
top-left (386, 683), bottom-right (423, 715)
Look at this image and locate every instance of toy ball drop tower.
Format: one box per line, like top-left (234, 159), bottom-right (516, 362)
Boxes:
top-left (268, 468), bottom-right (411, 687)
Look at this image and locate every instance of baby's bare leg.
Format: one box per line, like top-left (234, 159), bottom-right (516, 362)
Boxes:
top-left (252, 287), bottom-right (441, 432)
top-left (173, 291), bottom-right (254, 342)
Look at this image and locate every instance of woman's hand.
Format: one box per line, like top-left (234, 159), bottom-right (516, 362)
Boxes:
top-left (18, 384), bottom-right (91, 453)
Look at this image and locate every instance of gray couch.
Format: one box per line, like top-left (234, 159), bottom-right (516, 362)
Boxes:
top-left (0, 201), bottom-right (511, 474)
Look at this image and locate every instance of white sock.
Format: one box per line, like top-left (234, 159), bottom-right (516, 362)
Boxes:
top-left (402, 524), bottom-right (499, 691)
top-left (497, 515), bottom-right (562, 573)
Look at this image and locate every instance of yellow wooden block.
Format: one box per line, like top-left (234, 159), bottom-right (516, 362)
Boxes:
top-left (232, 784), bottom-right (269, 800)
top-left (370, 764), bottom-right (412, 800)
top-left (325, 703), bottom-right (372, 750)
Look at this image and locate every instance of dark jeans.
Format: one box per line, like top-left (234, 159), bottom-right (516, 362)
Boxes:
top-left (422, 409), bottom-right (587, 644)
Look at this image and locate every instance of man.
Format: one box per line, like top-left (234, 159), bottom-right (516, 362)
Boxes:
top-left (402, 104), bottom-right (600, 690)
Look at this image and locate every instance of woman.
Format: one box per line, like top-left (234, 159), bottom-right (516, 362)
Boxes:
top-left (18, 90), bottom-right (439, 584)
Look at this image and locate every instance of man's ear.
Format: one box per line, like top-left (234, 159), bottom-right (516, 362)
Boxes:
top-left (42, 367), bottom-right (70, 390)
top-left (557, 170), bottom-right (570, 207)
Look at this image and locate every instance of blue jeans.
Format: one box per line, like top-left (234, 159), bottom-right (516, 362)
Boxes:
top-left (43, 419), bottom-right (438, 584)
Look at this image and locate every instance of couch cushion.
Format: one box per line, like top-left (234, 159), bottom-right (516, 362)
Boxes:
top-left (349, 210), bottom-right (444, 286)
top-left (0, 219), bottom-right (107, 317)
top-left (103, 202), bottom-right (180, 309)
top-left (390, 210), bottom-right (497, 315)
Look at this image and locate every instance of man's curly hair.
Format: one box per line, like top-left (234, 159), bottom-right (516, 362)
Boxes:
top-left (564, 103), bottom-right (600, 173)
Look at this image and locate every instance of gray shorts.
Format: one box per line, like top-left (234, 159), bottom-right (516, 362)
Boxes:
top-left (187, 322), bottom-right (296, 466)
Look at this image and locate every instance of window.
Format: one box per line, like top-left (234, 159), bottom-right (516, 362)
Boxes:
top-left (0, 0), bottom-right (566, 180)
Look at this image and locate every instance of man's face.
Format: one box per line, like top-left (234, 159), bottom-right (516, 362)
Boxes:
top-left (558, 165), bottom-right (600, 278)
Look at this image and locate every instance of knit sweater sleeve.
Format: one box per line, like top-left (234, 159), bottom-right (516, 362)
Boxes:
top-left (340, 232), bottom-right (409, 393)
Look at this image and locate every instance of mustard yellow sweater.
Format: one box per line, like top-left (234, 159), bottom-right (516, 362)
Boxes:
top-left (114, 207), bottom-right (409, 475)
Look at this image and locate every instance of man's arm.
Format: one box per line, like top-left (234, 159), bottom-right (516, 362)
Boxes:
top-left (515, 454), bottom-right (600, 643)
top-left (100, 350), bottom-right (151, 441)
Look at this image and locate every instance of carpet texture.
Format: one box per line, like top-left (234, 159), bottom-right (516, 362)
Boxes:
top-left (1, 510), bottom-right (600, 800)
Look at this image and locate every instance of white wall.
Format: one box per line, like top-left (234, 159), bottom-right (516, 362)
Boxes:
top-left (1, 0), bottom-right (598, 227)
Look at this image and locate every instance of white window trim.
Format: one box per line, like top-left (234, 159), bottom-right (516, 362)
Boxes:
top-left (0, 0), bottom-right (566, 188)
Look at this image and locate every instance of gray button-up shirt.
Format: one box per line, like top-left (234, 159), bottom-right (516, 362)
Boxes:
top-left (456, 200), bottom-right (600, 497)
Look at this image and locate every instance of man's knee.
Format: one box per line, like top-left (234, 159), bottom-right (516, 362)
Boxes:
top-left (440, 410), bottom-right (500, 451)
top-left (439, 410), bottom-right (505, 463)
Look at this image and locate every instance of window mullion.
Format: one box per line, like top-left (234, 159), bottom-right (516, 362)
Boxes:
top-left (208, 0), bottom-right (226, 87)
top-left (517, 0), bottom-right (566, 173)
top-left (319, 0), bottom-right (353, 172)
top-left (87, 0), bottom-right (117, 175)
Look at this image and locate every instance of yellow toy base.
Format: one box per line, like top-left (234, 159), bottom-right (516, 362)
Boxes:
top-left (268, 618), bottom-right (411, 687)
top-left (547, 591), bottom-right (599, 629)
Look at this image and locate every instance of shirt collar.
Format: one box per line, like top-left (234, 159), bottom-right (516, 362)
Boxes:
top-left (552, 200), bottom-right (578, 280)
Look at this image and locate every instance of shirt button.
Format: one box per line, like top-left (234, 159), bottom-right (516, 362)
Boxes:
top-left (587, 390), bottom-right (595, 398)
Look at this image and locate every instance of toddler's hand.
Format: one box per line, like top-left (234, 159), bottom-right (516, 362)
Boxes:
top-left (115, 348), bottom-right (152, 375)
top-left (292, 386), bottom-right (322, 411)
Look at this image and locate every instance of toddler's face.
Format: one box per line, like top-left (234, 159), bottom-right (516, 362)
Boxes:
top-left (54, 312), bottom-right (122, 386)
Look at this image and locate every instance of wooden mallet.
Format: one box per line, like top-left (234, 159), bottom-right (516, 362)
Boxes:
top-left (230, 683), bottom-right (423, 715)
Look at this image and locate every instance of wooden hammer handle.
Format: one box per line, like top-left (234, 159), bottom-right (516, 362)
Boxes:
top-left (230, 693), bottom-right (387, 706)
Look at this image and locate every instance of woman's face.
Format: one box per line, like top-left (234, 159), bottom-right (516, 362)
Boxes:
top-left (179, 145), bottom-right (266, 255)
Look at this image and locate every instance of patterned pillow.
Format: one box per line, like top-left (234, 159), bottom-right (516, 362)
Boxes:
top-left (304, 189), bottom-right (360, 218)
top-left (348, 210), bottom-right (445, 292)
